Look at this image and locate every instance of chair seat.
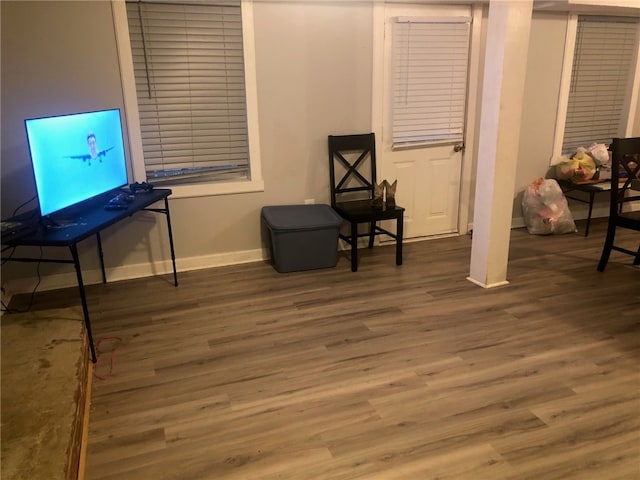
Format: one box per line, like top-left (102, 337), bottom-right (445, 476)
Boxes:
top-left (332, 199), bottom-right (404, 272)
top-left (334, 200), bottom-right (405, 222)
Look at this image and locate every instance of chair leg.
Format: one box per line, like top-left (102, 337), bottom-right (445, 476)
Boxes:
top-left (368, 221), bottom-right (376, 248)
top-left (396, 213), bottom-right (403, 266)
top-left (597, 221), bottom-right (616, 272)
top-left (634, 243), bottom-right (640, 266)
top-left (351, 222), bottom-right (358, 272)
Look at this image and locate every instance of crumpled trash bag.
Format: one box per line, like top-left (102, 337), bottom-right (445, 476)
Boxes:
top-left (522, 178), bottom-right (577, 235)
top-left (553, 151), bottom-right (597, 183)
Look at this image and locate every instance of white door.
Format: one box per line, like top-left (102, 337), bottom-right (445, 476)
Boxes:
top-left (379, 4), bottom-right (471, 239)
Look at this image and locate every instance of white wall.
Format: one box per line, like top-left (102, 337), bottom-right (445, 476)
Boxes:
top-left (1, 0), bottom-right (375, 292)
top-left (1, 1), bottom-right (139, 288)
top-left (513, 11), bottom-right (569, 227)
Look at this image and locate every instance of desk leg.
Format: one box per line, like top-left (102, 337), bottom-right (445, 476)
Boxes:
top-left (585, 191), bottom-right (595, 237)
top-left (164, 197), bottom-right (178, 287)
top-left (70, 244), bottom-right (97, 363)
top-left (96, 231), bottom-right (107, 283)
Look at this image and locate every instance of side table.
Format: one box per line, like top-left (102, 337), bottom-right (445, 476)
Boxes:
top-left (558, 180), bottom-right (611, 237)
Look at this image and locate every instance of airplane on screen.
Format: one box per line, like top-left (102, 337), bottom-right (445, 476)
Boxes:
top-left (65, 146), bottom-right (114, 166)
top-left (65, 132), bottom-right (113, 166)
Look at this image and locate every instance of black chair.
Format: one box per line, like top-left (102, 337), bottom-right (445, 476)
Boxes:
top-left (597, 137), bottom-right (640, 271)
top-left (328, 133), bottom-right (404, 272)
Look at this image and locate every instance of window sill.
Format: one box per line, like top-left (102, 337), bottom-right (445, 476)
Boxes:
top-left (164, 179), bottom-right (265, 199)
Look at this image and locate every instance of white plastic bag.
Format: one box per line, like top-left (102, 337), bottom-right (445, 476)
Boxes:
top-left (585, 143), bottom-right (610, 166)
top-left (522, 178), bottom-right (577, 235)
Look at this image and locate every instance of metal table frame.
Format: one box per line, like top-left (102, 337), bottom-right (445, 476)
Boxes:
top-left (559, 180), bottom-right (610, 237)
top-left (1, 189), bottom-right (178, 363)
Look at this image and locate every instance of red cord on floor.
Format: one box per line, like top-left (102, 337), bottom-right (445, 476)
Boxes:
top-left (93, 336), bottom-right (122, 381)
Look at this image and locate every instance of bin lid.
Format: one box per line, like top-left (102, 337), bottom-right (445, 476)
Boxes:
top-left (261, 204), bottom-right (343, 231)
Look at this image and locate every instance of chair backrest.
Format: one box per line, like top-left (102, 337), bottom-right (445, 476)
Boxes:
top-left (328, 133), bottom-right (377, 207)
top-left (609, 137), bottom-right (640, 216)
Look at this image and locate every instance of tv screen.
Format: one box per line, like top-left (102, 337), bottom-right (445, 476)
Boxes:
top-left (25, 108), bottom-right (128, 217)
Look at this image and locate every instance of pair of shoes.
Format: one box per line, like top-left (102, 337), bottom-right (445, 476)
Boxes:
top-left (371, 179), bottom-right (397, 208)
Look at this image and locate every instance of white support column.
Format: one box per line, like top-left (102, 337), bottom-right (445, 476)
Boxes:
top-left (468, 0), bottom-right (533, 288)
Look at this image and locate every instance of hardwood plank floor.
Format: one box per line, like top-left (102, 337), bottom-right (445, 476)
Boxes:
top-left (10, 219), bottom-right (640, 479)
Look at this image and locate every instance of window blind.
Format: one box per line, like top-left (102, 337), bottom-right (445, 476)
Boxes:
top-left (391, 17), bottom-right (470, 149)
top-left (562, 16), bottom-right (638, 154)
top-left (126, 0), bottom-right (249, 185)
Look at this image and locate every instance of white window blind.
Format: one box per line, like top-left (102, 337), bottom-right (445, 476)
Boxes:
top-left (126, 0), bottom-right (249, 186)
top-left (391, 17), bottom-right (470, 149)
top-left (562, 16), bottom-right (638, 154)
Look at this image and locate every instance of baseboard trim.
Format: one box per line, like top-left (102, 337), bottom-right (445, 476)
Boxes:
top-left (4, 235), bottom-right (468, 296)
top-left (8, 222), bottom-right (560, 296)
top-left (4, 248), bottom-right (268, 295)
top-left (466, 276), bottom-right (510, 289)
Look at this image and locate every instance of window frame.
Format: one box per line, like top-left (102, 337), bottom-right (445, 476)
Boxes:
top-left (112, 0), bottom-right (264, 199)
top-left (552, 14), bottom-right (640, 160)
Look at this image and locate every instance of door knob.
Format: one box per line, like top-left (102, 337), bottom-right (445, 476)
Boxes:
top-left (454, 143), bottom-right (464, 152)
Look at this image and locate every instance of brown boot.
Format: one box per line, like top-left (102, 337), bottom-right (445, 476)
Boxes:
top-left (371, 180), bottom-right (384, 208)
top-left (384, 180), bottom-right (397, 207)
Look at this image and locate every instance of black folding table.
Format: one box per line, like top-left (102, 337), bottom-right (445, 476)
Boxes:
top-left (1, 188), bottom-right (178, 363)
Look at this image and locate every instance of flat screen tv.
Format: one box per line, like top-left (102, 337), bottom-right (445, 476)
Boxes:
top-left (25, 108), bottom-right (128, 218)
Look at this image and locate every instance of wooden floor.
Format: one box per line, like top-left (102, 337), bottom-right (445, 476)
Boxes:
top-left (12, 219), bottom-right (640, 479)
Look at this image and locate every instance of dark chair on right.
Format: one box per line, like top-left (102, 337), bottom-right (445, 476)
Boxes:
top-left (597, 137), bottom-right (640, 271)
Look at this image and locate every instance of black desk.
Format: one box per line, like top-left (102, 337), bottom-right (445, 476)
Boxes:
top-left (559, 179), bottom-right (639, 236)
top-left (1, 188), bottom-right (178, 363)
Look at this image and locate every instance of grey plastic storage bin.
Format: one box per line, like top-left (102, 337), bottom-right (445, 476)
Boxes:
top-left (261, 204), bottom-right (344, 273)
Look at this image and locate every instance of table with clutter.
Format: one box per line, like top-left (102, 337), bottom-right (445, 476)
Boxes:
top-left (522, 142), bottom-right (611, 236)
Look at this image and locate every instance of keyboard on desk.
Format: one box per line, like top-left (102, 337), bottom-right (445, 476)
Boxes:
top-left (105, 192), bottom-right (134, 210)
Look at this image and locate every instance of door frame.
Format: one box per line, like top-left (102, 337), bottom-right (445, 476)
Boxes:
top-left (371, 2), bottom-right (485, 236)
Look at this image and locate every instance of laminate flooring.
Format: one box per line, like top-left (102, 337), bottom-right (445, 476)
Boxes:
top-left (10, 219), bottom-right (640, 479)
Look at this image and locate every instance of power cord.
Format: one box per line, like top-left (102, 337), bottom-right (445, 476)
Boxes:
top-left (0, 246), bottom-right (43, 314)
top-left (11, 195), bottom-right (37, 219)
top-left (93, 336), bottom-right (123, 381)
top-left (1, 196), bottom-right (40, 314)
